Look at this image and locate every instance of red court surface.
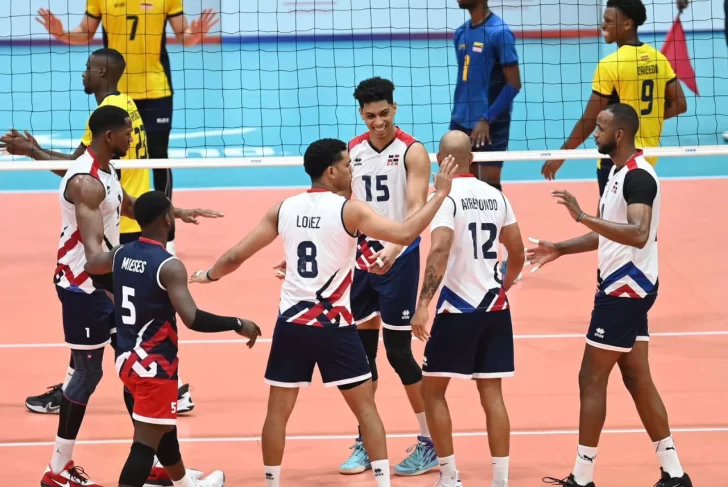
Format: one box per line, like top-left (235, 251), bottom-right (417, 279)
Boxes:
top-left (1, 179), bottom-right (726, 486)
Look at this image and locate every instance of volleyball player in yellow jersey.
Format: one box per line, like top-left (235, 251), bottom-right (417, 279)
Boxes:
top-left (36, 1), bottom-right (218, 254)
top-left (541, 0), bottom-right (687, 196)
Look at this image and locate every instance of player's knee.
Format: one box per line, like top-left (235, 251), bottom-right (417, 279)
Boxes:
top-left (382, 328), bottom-right (421, 385)
top-left (578, 365), bottom-right (607, 395)
top-left (357, 328), bottom-right (380, 382)
top-left (119, 442), bottom-right (157, 487)
top-left (155, 427), bottom-right (182, 467)
top-left (64, 349), bottom-right (104, 405)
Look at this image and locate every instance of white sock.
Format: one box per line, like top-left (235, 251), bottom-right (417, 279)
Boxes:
top-left (264, 465), bottom-right (281, 487)
top-left (172, 472), bottom-right (196, 487)
top-left (654, 436), bottom-right (684, 478)
top-left (438, 454), bottom-right (457, 477)
top-left (370, 459), bottom-right (391, 487)
top-left (50, 436), bottom-right (75, 473)
top-left (416, 412), bottom-right (430, 438)
top-left (572, 445), bottom-right (597, 485)
top-left (492, 456), bottom-right (509, 486)
top-left (62, 367), bottom-right (74, 391)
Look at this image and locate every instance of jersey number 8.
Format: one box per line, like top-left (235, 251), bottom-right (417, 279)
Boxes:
top-left (297, 241), bottom-right (318, 278)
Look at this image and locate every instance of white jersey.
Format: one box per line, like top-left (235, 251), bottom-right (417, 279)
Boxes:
top-left (55, 150), bottom-right (122, 294)
top-left (349, 127), bottom-right (420, 269)
top-left (277, 189), bottom-right (359, 327)
top-left (430, 175), bottom-right (517, 314)
top-left (597, 152), bottom-right (660, 298)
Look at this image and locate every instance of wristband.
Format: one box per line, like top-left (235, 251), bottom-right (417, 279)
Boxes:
top-left (576, 211), bottom-right (586, 222)
top-left (190, 309), bottom-right (242, 333)
top-left (206, 269), bottom-right (220, 282)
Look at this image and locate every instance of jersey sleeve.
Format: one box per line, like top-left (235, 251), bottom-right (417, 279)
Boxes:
top-left (592, 57), bottom-right (616, 97)
top-left (623, 169), bottom-right (658, 206)
top-left (491, 25), bottom-right (519, 65)
top-left (85, 0), bottom-right (102, 18)
top-left (165, 0), bottom-right (184, 17)
top-left (500, 192), bottom-right (517, 226)
top-left (430, 195), bottom-right (456, 231)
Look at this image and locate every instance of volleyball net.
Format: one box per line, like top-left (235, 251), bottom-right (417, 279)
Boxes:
top-left (1, 0), bottom-right (728, 174)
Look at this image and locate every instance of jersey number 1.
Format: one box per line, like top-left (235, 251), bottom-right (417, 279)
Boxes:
top-left (468, 222), bottom-right (497, 259)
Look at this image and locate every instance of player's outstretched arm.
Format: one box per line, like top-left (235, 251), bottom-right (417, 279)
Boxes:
top-left (66, 175), bottom-right (107, 261)
top-left (161, 258), bottom-right (262, 347)
top-left (499, 223), bottom-right (525, 291)
top-left (191, 202), bottom-right (281, 283)
top-left (0, 129), bottom-right (84, 177)
top-left (342, 155), bottom-right (457, 245)
top-left (35, 9), bottom-right (100, 45)
top-left (118, 188), bottom-right (224, 223)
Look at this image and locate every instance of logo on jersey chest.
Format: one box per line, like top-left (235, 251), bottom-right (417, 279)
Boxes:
top-left (353, 157), bottom-right (362, 167)
top-left (610, 180), bottom-right (619, 194)
top-left (387, 154), bottom-right (400, 166)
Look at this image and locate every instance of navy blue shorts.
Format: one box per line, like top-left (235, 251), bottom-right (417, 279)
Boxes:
top-left (587, 293), bottom-right (657, 352)
top-left (450, 120), bottom-right (511, 168)
top-left (352, 245), bottom-right (420, 330)
top-left (422, 310), bottom-right (515, 379)
top-left (264, 320), bottom-right (372, 388)
top-left (135, 97), bottom-right (173, 133)
top-left (56, 286), bottom-right (115, 350)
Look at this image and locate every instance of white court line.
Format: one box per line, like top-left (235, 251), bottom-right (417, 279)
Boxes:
top-left (1, 174), bottom-right (728, 195)
top-left (1, 330), bottom-right (727, 350)
top-left (2, 426), bottom-right (726, 449)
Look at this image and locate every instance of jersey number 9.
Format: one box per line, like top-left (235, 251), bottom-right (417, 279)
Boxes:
top-left (297, 241), bottom-right (318, 278)
top-left (640, 80), bottom-right (654, 116)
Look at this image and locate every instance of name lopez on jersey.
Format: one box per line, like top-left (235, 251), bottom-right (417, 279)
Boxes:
top-left (461, 198), bottom-right (499, 211)
top-left (296, 215), bottom-right (321, 229)
top-left (121, 257), bottom-right (146, 273)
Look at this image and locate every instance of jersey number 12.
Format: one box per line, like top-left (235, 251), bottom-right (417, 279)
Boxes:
top-left (468, 222), bottom-right (497, 259)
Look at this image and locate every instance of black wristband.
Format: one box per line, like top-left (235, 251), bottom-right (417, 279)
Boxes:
top-left (190, 309), bottom-right (242, 333)
top-left (206, 269), bottom-right (219, 282)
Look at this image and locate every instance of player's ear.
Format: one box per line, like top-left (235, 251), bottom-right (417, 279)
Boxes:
top-left (468, 152), bottom-right (474, 166)
top-left (391, 102), bottom-right (398, 114)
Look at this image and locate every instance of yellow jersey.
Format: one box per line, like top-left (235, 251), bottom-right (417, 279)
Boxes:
top-left (86, 0), bottom-right (183, 100)
top-left (592, 43), bottom-right (677, 167)
top-left (82, 92), bottom-right (151, 234)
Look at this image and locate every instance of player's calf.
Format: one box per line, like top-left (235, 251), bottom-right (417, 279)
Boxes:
top-left (477, 379), bottom-right (510, 487)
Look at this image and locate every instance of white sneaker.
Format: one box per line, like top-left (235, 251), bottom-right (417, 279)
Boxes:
top-left (177, 384), bottom-right (195, 414)
top-left (433, 470), bottom-right (463, 487)
top-left (196, 470), bottom-right (225, 486)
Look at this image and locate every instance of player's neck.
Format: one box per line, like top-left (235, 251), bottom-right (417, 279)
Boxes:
top-left (94, 87), bottom-right (119, 105)
top-left (309, 180), bottom-right (336, 193)
top-left (469, 5), bottom-right (490, 25)
top-left (141, 231), bottom-right (167, 247)
top-left (617, 33), bottom-right (640, 48)
top-left (368, 126), bottom-right (397, 151)
top-left (610, 145), bottom-right (638, 168)
top-left (88, 143), bottom-right (113, 171)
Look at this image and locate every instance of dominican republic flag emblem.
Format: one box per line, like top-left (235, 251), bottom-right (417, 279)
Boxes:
top-left (387, 154), bottom-right (399, 166)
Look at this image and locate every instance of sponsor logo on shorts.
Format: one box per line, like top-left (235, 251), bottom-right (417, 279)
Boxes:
top-left (595, 327), bottom-right (605, 339)
top-left (401, 309), bottom-right (410, 320)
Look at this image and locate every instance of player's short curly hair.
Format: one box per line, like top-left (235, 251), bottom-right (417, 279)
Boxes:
top-left (303, 138), bottom-right (348, 180)
top-left (88, 105), bottom-right (130, 137)
top-left (134, 190), bottom-right (172, 228)
top-left (606, 0), bottom-right (647, 27)
top-left (353, 77), bottom-right (395, 107)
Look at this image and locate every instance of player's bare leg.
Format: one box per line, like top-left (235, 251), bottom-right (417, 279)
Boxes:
top-left (261, 386), bottom-right (300, 486)
top-left (422, 376), bottom-right (461, 486)
top-left (477, 378), bottom-right (510, 487)
top-left (471, 163), bottom-right (502, 190)
top-left (617, 342), bottom-right (691, 486)
top-left (339, 379), bottom-right (391, 486)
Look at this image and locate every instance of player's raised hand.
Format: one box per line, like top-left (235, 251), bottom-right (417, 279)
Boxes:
top-left (189, 269), bottom-right (214, 284)
top-left (175, 207), bottom-right (225, 224)
top-left (273, 259), bottom-right (286, 279)
top-left (411, 306), bottom-right (431, 342)
top-left (189, 9), bottom-right (220, 38)
top-left (433, 154), bottom-right (457, 195)
top-left (36, 9), bottom-right (65, 38)
top-left (541, 159), bottom-right (565, 180)
top-left (235, 318), bottom-right (262, 348)
top-left (0, 129), bottom-right (38, 157)
top-left (551, 189), bottom-right (584, 221)
top-left (525, 237), bottom-right (560, 273)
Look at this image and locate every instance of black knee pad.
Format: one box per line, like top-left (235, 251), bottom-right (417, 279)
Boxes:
top-left (383, 328), bottom-right (422, 386)
top-left (119, 442), bottom-right (156, 487)
top-left (64, 348), bottom-right (104, 405)
top-left (357, 328), bottom-right (380, 382)
top-left (156, 427), bottom-right (182, 467)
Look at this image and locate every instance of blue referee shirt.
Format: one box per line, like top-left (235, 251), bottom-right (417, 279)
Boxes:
top-left (451, 13), bottom-right (519, 129)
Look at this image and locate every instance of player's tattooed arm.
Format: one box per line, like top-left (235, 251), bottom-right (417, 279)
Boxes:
top-left (66, 174), bottom-right (106, 261)
top-left (417, 227), bottom-right (453, 308)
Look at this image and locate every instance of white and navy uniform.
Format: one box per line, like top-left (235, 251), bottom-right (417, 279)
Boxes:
top-left (588, 150), bottom-right (660, 352)
top-left (348, 127), bottom-right (422, 329)
top-left (264, 189), bottom-right (372, 389)
top-left (113, 238), bottom-right (180, 425)
top-left (422, 174), bottom-right (517, 379)
top-left (55, 149), bottom-right (122, 350)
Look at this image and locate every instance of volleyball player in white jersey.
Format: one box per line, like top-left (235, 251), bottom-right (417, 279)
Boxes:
top-left (190, 138), bottom-right (457, 487)
top-left (343, 76), bottom-right (438, 477)
top-left (410, 130), bottom-right (525, 487)
top-left (528, 104), bottom-right (691, 487)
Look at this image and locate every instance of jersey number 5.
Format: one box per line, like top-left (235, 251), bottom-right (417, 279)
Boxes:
top-left (122, 286), bottom-right (136, 325)
top-left (468, 222), bottom-right (498, 259)
top-left (297, 241), bottom-right (318, 278)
